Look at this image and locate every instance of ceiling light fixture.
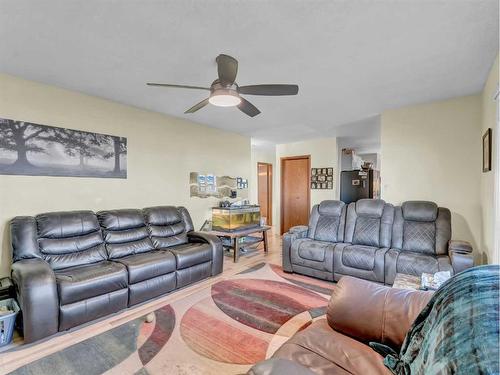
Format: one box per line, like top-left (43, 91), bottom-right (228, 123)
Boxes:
top-left (208, 89), bottom-right (241, 107)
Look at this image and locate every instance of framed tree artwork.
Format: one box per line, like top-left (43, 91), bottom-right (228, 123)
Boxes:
top-left (0, 117), bottom-right (127, 178)
top-left (483, 128), bottom-right (492, 173)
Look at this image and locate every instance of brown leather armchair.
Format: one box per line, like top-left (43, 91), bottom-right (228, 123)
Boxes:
top-left (248, 276), bottom-right (433, 375)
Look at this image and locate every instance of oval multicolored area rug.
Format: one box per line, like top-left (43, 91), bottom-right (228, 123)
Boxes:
top-left (9, 262), bottom-right (335, 375)
top-left (8, 305), bottom-right (176, 375)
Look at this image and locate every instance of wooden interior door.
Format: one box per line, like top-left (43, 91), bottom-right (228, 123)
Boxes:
top-left (281, 155), bottom-right (310, 234)
top-left (257, 162), bottom-right (273, 225)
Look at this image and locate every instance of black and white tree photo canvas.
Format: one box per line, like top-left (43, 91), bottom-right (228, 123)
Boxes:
top-left (0, 118), bottom-right (127, 178)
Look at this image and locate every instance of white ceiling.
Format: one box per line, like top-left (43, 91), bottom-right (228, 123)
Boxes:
top-left (1, 0), bottom-right (498, 144)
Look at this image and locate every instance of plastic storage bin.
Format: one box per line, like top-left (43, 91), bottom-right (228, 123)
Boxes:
top-left (0, 298), bottom-right (19, 347)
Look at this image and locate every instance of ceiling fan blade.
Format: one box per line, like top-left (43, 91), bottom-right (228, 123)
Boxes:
top-left (185, 98), bottom-right (210, 114)
top-left (238, 98), bottom-right (261, 117)
top-left (147, 83), bottom-right (210, 91)
top-left (238, 84), bottom-right (299, 96)
top-left (216, 54), bottom-right (238, 85)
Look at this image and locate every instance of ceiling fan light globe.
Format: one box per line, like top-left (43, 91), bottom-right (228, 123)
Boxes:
top-left (209, 92), bottom-right (241, 107)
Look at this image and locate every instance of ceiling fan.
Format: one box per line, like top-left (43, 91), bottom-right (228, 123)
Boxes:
top-left (147, 54), bottom-right (299, 117)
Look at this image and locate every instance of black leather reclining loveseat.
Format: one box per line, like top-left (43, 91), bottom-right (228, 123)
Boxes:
top-left (283, 199), bottom-right (474, 284)
top-left (10, 206), bottom-right (223, 343)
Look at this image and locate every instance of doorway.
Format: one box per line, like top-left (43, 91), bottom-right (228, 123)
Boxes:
top-left (280, 155), bottom-right (311, 234)
top-left (257, 162), bottom-right (273, 226)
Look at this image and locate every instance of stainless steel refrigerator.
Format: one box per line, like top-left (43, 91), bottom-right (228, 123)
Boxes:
top-left (340, 170), bottom-right (380, 204)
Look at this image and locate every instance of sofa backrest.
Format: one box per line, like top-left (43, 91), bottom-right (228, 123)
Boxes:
top-left (307, 200), bottom-right (346, 243)
top-left (143, 206), bottom-right (192, 249)
top-left (11, 211), bottom-right (107, 270)
top-left (97, 209), bottom-right (155, 259)
top-left (11, 206), bottom-right (197, 269)
top-left (391, 201), bottom-right (451, 255)
top-left (344, 199), bottom-right (394, 248)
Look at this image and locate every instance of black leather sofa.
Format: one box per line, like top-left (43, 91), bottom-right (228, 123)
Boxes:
top-left (10, 206), bottom-right (223, 343)
top-left (283, 199), bottom-right (474, 285)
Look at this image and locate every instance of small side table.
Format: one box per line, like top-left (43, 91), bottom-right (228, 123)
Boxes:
top-left (203, 225), bottom-right (271, 262)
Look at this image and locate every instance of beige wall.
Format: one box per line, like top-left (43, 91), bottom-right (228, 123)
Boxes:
top-left (480, 55), bottom-right (499, 264)
top-left (0, 74), bottom-right (251, 277)
top-left (381, 95), bottom-right (483, 262)
top-left (275, 137), bottom-right (338, 231)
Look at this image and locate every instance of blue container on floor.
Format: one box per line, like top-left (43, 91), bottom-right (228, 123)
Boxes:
top-left (0, 298), bottom-right (19, 347)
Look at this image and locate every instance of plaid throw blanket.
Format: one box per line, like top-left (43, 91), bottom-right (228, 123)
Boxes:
top-left (383, 265), bottom-right (500, 375)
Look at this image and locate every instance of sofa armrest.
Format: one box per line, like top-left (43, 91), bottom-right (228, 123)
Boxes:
top-left (448, 240), bottom-right (474, 274)
top-left (282, 226), bottom-right (309, 273)
top-left (327, 276), bottom-right (433, 349)
top-left (247, 358), bottom-right (316, 375)
top-left (288, 225), bottom-right (309, 236)
top-left (449, 240), bottom-right (473, 254)
top-left (11, 258), bottom-right (59, 343)
top-left (187, 231), bottom-right (223, 275)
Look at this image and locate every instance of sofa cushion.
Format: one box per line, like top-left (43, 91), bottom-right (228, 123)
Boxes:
top-left (115, 250), bottom-right (176, 284)
top-left (402, 221), bottom-right (436, 254)
top-left (308, 201), bottom-right (345, 243)
top-left (356, 199), bottom-right (385, 217)
top-left (402, 201), bottom-right (438, 222)
top-left (144, 206), bottom-right (188, 249)
top-left (396, 251), bottom-right (444, 276)
top-left (55, 261), bottom-right (128, 305)
top-left (296, 239), bottom-right (331, 262)
top-left (384, 249), bottom-right (453, 285)
top-left (313, 215), bottom-right (341, 243)
top-left (98, 209), bottom-right (155, 259)
top-left (345, 200), bottom-right (394, 249)
top-left (291, 238), bottom-right (335, 274)
top-left (352, 216), bottom-right (381, 247)
top-left (98, 209), bottom-right (146, 230)
top-left (37, 210), bottom-right (100, 238)
top-left (342, 245), bottom-right (377, 271)
top-left (392, 203), bottom-right (450, 256)
top-left (318, 200), bottom-right (345, 217)
top-left (169, 243), bottom-right (212, 270)
top-left (36, 211), bottom-right (107, 270)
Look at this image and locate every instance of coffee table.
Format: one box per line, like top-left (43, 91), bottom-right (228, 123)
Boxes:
top-left (203, 225), bottom-right (271, 262)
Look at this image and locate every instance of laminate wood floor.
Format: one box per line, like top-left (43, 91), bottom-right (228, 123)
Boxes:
top-left (0, 229), bottom-right (283, 374)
